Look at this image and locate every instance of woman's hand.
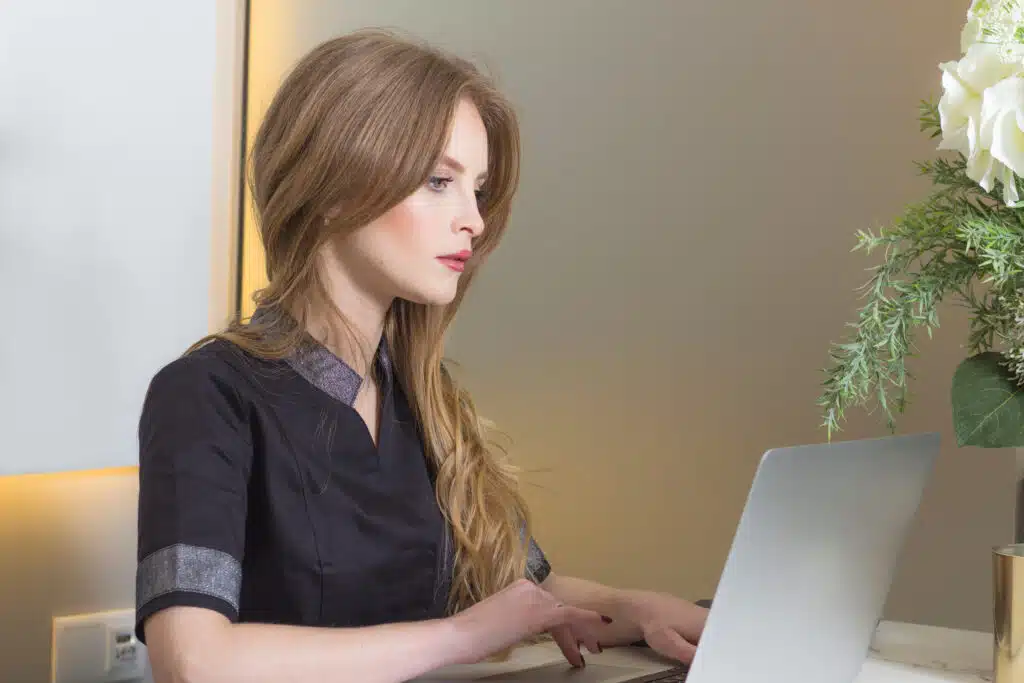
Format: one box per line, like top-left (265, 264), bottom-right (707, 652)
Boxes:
top-left (621, 590), bottom-right (709, 664)
top-left (446, 578), bottom-right (608, 668)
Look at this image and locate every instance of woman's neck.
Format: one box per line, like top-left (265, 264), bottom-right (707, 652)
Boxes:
top-left (303, 240), bottom-right (395, 376)
top-left (307, 278), bottom-right (391, 379)
top-left (306, 296), bottom-right (389, 375)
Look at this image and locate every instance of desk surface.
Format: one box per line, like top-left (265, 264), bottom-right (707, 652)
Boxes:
top-left (413, 621), bottom-right (994, 682)
top-left (859, 620), bottom-right (992, 682)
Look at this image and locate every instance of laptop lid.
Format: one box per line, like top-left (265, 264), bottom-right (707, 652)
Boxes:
top-left (685, 433), bottom-right (939, 683)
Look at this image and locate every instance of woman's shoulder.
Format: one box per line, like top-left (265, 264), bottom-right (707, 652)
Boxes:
top-left (152, 337), bottom-right (249, 382)
top-left (137, 337), bottom-right (286, 453)
top-left (144, 337), bottom-right (279, 409)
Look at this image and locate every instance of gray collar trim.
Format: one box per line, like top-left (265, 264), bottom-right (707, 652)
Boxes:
top-left (286, 339), bottom-right (392, 407)
top-left (251, 306), bottom-right (392, 407)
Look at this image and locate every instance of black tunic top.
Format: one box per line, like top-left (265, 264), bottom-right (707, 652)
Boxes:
top-left (134, 333), bottom-right (551, 642)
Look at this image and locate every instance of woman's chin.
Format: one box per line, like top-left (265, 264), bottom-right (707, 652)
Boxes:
top-left (396, 282), bottom-right (459, 307)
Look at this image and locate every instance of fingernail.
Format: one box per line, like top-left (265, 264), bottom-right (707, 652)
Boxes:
top-left (601, 615), bottom-right (613, 623)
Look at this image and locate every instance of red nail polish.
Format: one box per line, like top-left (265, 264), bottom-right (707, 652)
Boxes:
top-left (601, 615), bottom-right (613, 623)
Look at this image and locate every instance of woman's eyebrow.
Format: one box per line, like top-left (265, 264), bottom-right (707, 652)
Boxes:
top-left (440, 154), bottom-right (487, 182)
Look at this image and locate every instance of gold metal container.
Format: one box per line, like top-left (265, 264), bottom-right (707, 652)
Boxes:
top-left (994, 544), bottom-right (1024, 681)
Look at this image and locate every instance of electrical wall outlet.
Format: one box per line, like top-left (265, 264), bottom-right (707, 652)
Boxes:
top-left (52, 609), bottom-right (148, 683)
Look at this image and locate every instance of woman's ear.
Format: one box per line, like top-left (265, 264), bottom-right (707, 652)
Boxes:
top-left (323, 206), bottom-right (341, 225)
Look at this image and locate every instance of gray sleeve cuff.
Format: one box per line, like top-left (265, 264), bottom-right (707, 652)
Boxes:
top-left (136, 543), bottom-right (242, 614)
top-left (526, 536), bottom-right (552, 583)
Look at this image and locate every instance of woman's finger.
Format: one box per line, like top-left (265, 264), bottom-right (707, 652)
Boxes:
top-left (564, 608), bottom-right (605, 654)
top-left (646, 627), bottom-right (698, 664)
top-left (578, 633), bottom-right (603, 655)
top-left (561, 606), bottom-right (606, 634)
top-left (548, 623), bottom-right (585, 668)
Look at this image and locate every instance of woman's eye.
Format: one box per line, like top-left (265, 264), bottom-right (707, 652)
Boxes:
top-left (427, 175), bottom-right (454, 191)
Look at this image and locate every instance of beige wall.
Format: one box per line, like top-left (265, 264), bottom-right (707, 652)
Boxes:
top-left (0, 470), bottom-right (144, 682)
top-left (242, 0), bottom-right (1015, 632)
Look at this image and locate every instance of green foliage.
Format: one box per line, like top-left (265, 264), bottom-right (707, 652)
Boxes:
top-left (819, 99), bottom-right (1024, 444)
top-left (951, 351), bottom-right (1024, 447)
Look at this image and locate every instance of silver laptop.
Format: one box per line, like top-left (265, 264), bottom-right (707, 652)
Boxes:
top-left (617, 432), bottom-right (940, 683)
top-left (573, 432), bottom-right (939, 683)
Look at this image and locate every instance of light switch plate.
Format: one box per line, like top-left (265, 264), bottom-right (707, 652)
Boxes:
top-left (52, 609), bottom-right (148, 683)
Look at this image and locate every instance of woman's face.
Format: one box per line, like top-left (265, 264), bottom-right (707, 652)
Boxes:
top-left (325, 98), bottom-right (490, 309)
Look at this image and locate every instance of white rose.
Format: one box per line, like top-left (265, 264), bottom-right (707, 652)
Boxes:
top-left (977, 75), bottom-right (1024, 204)
top-left (938, 43), bottom-right (1024, 205)
top-left (961, 16), bottom-right (983, 53)
top-left (938, 43), bottom-right (1016, 155)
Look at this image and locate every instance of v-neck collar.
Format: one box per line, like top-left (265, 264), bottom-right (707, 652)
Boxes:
top-left (286, 336), bottom-right (393, 408)
top-left (251, 306), bottom-right (393, 408)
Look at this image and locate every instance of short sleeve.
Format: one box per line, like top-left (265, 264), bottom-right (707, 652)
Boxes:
top-left (526, 536), bottom-right (552, 584)
top-left (134, 354), bottom-right (253, 643)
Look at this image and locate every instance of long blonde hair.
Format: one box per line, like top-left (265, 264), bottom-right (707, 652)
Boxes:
top-left (198, 29), bottom-right (531, 614)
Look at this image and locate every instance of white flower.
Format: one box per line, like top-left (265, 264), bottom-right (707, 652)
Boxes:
top-left (962, 16), bottom-right (984, 53)
top-left (977, 75), bottom-right (1024, 204)
top-left (938, 43), bottom-right (1017, 154)
top-left (938, 43), bottom-right (1024, 205)
top-left (961, 0), bottom-right (1024, 61)
top-left (1001, 289), bottom-right (1024, 386)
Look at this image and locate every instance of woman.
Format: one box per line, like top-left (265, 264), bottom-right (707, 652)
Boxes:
top-left (135, 29), bottom-right (708, 683)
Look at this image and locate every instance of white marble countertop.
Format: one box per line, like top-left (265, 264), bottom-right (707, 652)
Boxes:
top-left (858, 620), bottom-right (993, 682)
top-left (413, 620), bottom-right (996, 682)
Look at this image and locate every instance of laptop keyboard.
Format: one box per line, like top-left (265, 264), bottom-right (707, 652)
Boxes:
top-left (638, 668), bottom-right (688, 682)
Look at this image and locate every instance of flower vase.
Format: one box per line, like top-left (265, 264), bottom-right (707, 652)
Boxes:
top-left (1016, 449), bottom-right (1024, 544)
